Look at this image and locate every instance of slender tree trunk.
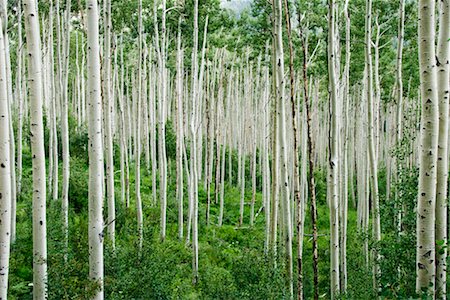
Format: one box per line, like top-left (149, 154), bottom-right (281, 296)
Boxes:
top-left (1, 1), bottom-right (16, 251)
top-left (136, 0), bottom-right (143, 251)
top-left (395, 0), bottom-right (405, 240)
top-left (86, 0), bottom-right (104, 298)
top-left (13, 2), bottom-right (23, 242)
top-left (435, 0), bottom-right (450, 297)
top-left (159, 0), bottom-right (168, 242)
top-left (273, 0), bottom-right (293, 296)
top-left (328, 0), bottom-right (340, 297)
top-left (416, 0), bottom-right (439, 295)
top-left (299, 14), bottom-right (319, 300)
top-left (340, 0), bottom-right (350, 293)
top-left (190, 0), bottom-right (200, 283)
top-left (176, 18), bottom-right (184, 240)
top-left (364, 0), bottom-right (381, 290)
top-left (23, 0), bottom-right (48, 297)
top-left (283, 1), bottom-right (302, 298)
top-left (0, 15), bottom-right (12, 299)
top-left (103, 0), bottom-right (115, 250)
top-left (61, 0), bottom-right (71, 258)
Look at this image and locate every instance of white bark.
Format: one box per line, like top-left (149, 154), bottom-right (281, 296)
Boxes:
top-left (23, 0), bottom-right (48, 297)
top-left (176, 19), bottom-right (184, 239)
top-left (0, 15), bottom-right (12, 299)
top-left (136, 0), bottom-right (143, 251)
top-left (364, 0), bottom-right (381, 289)
top-left (86, 0), bottom-right (104, 298)
top-left (435, 0), bottom-right (450, 296)
top-left (328, 0), bottom-right (340, 297)
top-left (274, 0), bottom-right (293, 296)
top-left (103, 0), bottom-right (115, 249)
top-left (416, 0), bottom-right (439, 295)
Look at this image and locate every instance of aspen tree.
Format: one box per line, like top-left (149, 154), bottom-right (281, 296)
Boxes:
top-left (136, 0), bottom-right (143, 250)
top-left (0, 15), bottom-right (12, 299)
top-left (435, 0), bottom-right (450, 296)
top-left (328, 0), bottom-right (340, 297)
top-left (23, 0), bottom-right (48, 297)
top-left (86, 0), bottom-right (104, 297)
top-left (395, 0), bottom-right (405, 237)
top-left (416, 0), bottom-right (439, 295)
top-left (158, 0), bottom-right (168, 241)
top-left (103, 0), bottom-right (115, 249)
top-left (0, 1), bottom-right (16, 247)
top-left (364, 0), bottom-right (381, 289)
top-left (270, 7), bottom-right (280, 259)
top-left (298, 10), bottom-right (320, 299)
top-left (340, 0), bottom-right (350, 292)
top-left (273, 0), bottom-right (293, 296)
top-left (261, 45), bottom-right (271, 253)
top-left (61, 0), bottom-right (71, 252)
top-left (190, 0), bottom-right (200, 283)
top-left (282, 0), bottom-right (302, 297)
top-left (51, 1), bottom-right (59, 203)
top-left (219, 68), bottom-right (234, 227)
top-left (117, 36), bottom-right (127, 206)
top-left (214, 56), bottom-right (224, 209)
top-left (13, 1), bottom-right (23, 242)
top-left (176, 17), bottom-right (184, 239)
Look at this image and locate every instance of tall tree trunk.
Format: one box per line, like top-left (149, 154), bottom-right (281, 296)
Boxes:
top-left (328, 0), bottom-right (340, 297)
top-left (176, 18), bottom-right (184, 240)
top-left (158, 0), bottom-right (168, 242)
top-left (416, 0), bottom-right (439, 295)
top-left (395, 0), bottom-right (405, 242)
top-left (1, 1), bottom-right (16, 252)
top-left (23, 0), bottom-right (48, 297)
top-left (364, 0), bottom-right (381, 290)
top-left (103, 0), bottom-right (115, 250)
top-left (136, 0), bottom-right (143, 251)
top-left (435, 0), bottom-right (450, 297)
top-left (283, 0), bottom-right (302, 298)
top-left (86, 0), bottom-right (104, 298)
top-left (299, 13), bottom-right (319, 300)
top-left (190, 0), bottom-right (200, 284)
top-left (61, 0), bottom-right (71, 258)
top-left (340, 0), bottom-right (350, 292)
top-left (273, 0), bottom-right (293, 297)
top-left (0, 15), bottom-right (12, 299)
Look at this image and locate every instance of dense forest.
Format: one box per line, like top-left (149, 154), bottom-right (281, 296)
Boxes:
top-left (0, 0), bottom-right (448, 299)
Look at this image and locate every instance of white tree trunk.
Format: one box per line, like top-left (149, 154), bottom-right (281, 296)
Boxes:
top-left (435, 0), bottom-right (450, 296)
top-left (364, 0), bottom-right (381, 289)
top-left (23, 0), bottom-right (48, 297)
top-left (328, 0), bottom-right (340, 297)
top-left (273, 0), bottom-right (293, 296)
top-left (86, 0), bottom-right (104, 298)
top-left (416, 0), bottom-right (439, 295)
top-left (176, 18), bottom-right (184, 239)
top-left (0, 15), bottom-right (12, 299)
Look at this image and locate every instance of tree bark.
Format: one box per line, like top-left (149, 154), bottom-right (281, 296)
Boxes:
top-left (0, 15), bottom-right (12, 299)
top-left (23, 0), bottom-right (48, 297)
top-left (416, 0), bottom-right (439, 295)
top-left (328, 0), bottom-right (340, 297)
top-left (435, 0), bottom-right (450, 297)
top-left (86, 0), bottom-right (105, 297)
